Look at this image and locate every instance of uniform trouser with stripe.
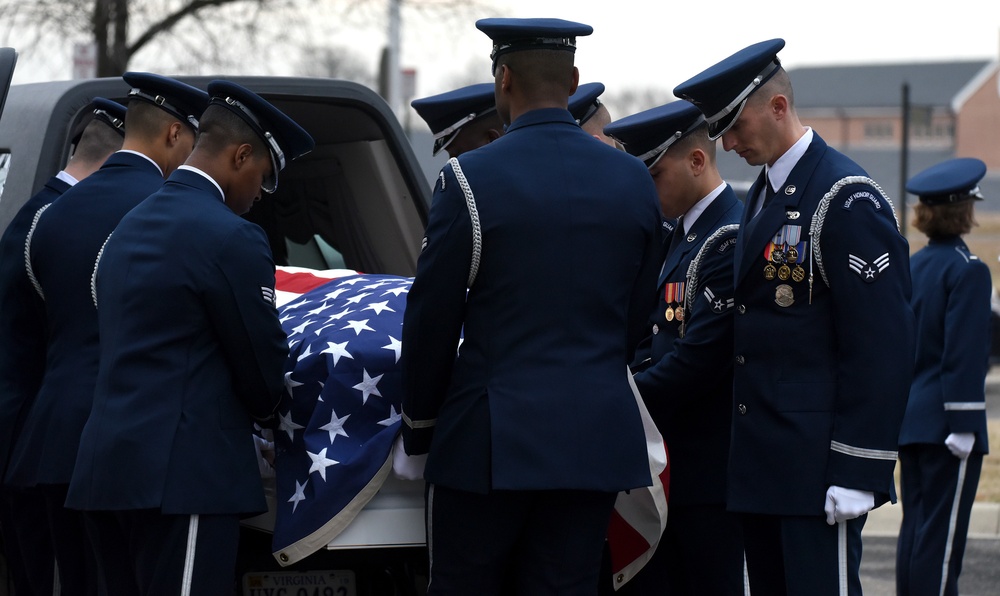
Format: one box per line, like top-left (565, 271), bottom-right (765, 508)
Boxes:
top-left (741, 511), bottom-right (865, 596)
top-left (81, 509), bottom-right (240, 596)
top-left (896, 444), bottom-right (983, 596)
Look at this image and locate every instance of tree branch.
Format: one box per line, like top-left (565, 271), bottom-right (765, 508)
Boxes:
top-left (126, 0), bottom-right (259, 58)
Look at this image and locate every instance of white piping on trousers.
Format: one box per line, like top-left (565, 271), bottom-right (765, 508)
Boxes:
top-left (940, 458), bottom-right (968, 596)
top-left (838, 521), bottom-right (848, 596)
top-left (427, 484), bottom-right (435, 592)
top-left (181, 514), bottom-right (199, 596)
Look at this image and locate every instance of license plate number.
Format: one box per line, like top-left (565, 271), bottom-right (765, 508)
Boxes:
top-left (242, 570), bottom-right (356, 596)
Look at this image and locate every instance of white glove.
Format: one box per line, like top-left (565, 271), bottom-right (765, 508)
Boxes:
top-left (252, 433), bottom-right (276, 480)
top-left (392, 434), bottom-right (427, 481)
top-left (824, 486), bottom-right (875, 525)
top-left (945, 432), bottom-right (976, 460)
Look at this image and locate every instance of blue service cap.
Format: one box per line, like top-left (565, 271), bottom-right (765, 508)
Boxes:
top-left (604, 101), bottom-right (706, 168)
top-left (122, 72), bottom-right (209, 132)
top-left (476, 18), bottom-right (593, 74)
top-left (906, 157), bottom-right (986, 205)
top-left (568, 82), bottom-right (604, 126)
top-left (206, 80), bottom-right (315, 194)
top-left (411, 83), bottom-right (497, 156)
top-left (673, 39), bottom-right (785, 141)
top-left (91, 97), bottom-right (127, 136)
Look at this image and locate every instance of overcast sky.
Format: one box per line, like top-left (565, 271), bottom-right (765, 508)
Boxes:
top-left (5, 0), bottom-right (1000, 115)
top-left (404, 0), bottom-right (1000, 95)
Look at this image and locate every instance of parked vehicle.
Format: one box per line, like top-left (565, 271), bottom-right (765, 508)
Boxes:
top-left (0, 59), bottom-right (431, 596)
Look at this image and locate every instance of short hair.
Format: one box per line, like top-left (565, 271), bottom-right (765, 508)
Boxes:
top-left (72, 119), bottom-right (124, 164)
top-left (749, 67), bottom-right (794, 109)
top-left (671, 122), bottom-right (716, 163)
top-left (124, 99), bottom-right (182, 141)
top-left (195, 104), bottom-right (269, 157)
top-left (913, 200), bottom-right (976, 237)
top-left (497, 49), bottom-right (576, 102)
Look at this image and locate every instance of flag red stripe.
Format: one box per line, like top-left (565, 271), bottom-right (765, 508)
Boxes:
top-left (607, 509), bottom-right (652, 574)
top-left (274, 269), bottom-right (341, 294)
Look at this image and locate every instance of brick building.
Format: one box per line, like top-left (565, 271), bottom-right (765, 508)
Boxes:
top-left (716, 59), bottom-right (1000, 209)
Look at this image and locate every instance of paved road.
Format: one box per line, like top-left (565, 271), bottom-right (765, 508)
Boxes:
top-left (860, 535), bottom-right (1000, 596)
top-left (987, 369), bottom-right (1000, 418)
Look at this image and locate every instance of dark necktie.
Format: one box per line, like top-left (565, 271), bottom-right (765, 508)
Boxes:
top-left (666, 215), bottom-right (685, 259)
top-left (762, 177), bottom-right (777, 210)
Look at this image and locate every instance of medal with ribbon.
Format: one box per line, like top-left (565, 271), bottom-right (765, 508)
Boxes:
top-left (764, 225), bottom-right (807, 283)
top-left (664, 281), bottom-right (685, 322)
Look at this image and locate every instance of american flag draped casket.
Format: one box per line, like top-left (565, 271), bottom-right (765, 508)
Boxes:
top-left (267, 266), bottom-right (669, 590)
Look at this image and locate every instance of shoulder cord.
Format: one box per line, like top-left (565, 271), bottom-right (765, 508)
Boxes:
top-left (680, 223), bottom-right (740, 338)
top-left (447, 157), bottom-right (482, 288)
top-left (23, 203), bottom-right (50, 301)
top-left (809, 176), bottom-right (898, 300)
top-left (91, 232), bottom-right (113, 309)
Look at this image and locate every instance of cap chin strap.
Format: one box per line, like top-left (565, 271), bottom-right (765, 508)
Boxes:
top-left (94, 109), bottom-right (125, 136)
top-left (628, 117), bottom-right (706, 169)
top-left (490, 37), bottom-right (576, 74)
top-left (432, 107), bottom-right (498, 156)
top-left (213, 95), bottom-right (286, 193)
top-left (576, 98), bottom-right (602, 127)
top-left (128, 88), bottom-right (199, 131)
top-left (925, 185), bottom-right (984, 204)
top-left (703, 59), bottom-right (781, 140)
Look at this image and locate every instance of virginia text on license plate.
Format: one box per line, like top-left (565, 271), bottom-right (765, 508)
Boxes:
top-left (242, 570), bottom-right (356, 596)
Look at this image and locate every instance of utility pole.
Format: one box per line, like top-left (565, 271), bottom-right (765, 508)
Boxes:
top-left (387, 0), bottom-right (402, 120)
top-left (899, 82), bottom-right (910, 238)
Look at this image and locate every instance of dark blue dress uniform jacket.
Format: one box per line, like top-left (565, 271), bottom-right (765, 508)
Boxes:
top-left (66, 169), bottom-right (287, 515)
top-left (401, 108), bottom-right (663, 495)
top-left (632, 186), bottom-right (741, 505)
top-left (0, 176), bottom-right (71, 478)
top-left (729, 133), bottom-right (915, 515)
top-left (899, 237), bottom-right (990, 453)
top-left (6, 153), bottom-right (165, 488)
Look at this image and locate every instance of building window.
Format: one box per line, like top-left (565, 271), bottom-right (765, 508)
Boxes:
top-left (864, 122), bottom-right (893, 139)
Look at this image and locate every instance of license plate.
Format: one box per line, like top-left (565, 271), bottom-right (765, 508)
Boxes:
top-left (242, 570), bottom-right (356, 596)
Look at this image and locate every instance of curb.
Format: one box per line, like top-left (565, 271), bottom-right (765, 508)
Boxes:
top-left (863, 502), bottom-right (1000, 538)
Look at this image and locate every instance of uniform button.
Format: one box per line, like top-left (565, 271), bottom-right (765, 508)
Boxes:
top-left (736, 355), bottom-right (745, 365)
top-left (738, 404), bottom-right (747, 415)
top-left (737, 304), bottom-right (746, 314)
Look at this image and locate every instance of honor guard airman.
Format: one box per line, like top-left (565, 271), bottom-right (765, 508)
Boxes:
top-left (400, 17), bottom-right (662, 594)
top-left (897, 158), bottom-right (991, 596)
top-left (675, 39), bottom-right (915, 595)
top-left (0, 97), bottom-right (125, 596)
top-left (65, 80), bottom-right (314, 595)
top-left (411, 82), bottom-right (504, 158)
top-left (9, 74), bottom-right (206, 596)
top-left (603, 99), bottom-right (744, 595)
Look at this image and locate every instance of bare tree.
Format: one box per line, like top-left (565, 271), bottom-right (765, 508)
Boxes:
top-left (296, 44), bottom-right (375, 86)
top-left (0, 0), bottom-right (489, 79)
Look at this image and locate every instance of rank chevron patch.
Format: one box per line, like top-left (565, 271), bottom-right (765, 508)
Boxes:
top-left (848, 252), bottom-right (889, 283)
top-left (703, 286), bottom-right (734, 313)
